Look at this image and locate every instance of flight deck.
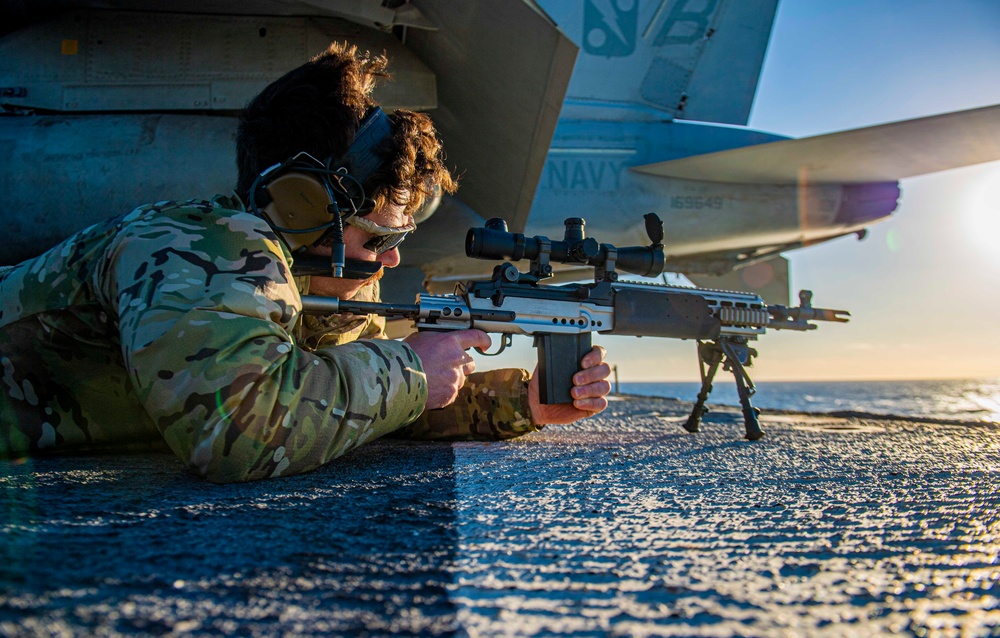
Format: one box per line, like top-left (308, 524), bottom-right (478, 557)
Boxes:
top-left (1, 396), bottom-right (997, 637)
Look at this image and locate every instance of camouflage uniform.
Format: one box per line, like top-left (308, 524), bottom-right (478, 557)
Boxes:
top-left (0, 196), bottom-right (538, 483)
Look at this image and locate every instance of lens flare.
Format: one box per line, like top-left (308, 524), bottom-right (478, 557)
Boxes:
top-left (884, 228), bottom-right (900, 253)
top-left (215, 387), bottom-right (232, 424)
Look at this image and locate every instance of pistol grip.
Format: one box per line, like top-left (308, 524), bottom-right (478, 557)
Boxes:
top-left (535, 333), bottom-right (592, 404)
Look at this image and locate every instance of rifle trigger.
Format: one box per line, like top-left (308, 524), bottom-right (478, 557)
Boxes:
top-left (476, 333), bottom-right (512, 356)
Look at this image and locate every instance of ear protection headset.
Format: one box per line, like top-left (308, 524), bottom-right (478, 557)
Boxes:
top-left (247, 107), bottom-right (396, 279)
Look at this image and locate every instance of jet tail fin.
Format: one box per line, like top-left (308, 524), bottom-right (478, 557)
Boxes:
top-left (635, 104), bottom-right (1000, 183)
top-left (541, 0), bottom-right (778, 125)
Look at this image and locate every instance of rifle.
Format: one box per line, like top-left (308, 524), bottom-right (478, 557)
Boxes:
top-left (301, 215), bottom-right (849, 440)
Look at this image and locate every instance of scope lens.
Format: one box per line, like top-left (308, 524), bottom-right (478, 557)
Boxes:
top-left (465, 228), bottom-right (481, 258)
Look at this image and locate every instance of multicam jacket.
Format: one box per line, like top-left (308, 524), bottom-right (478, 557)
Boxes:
top-left (0, 196), bottom-right (537, 482)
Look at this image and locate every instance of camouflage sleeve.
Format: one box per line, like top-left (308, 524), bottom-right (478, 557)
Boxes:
top-left (104, 204), bottom-right (427, 482)
top-left (392, 368), bottom-right (542, 441)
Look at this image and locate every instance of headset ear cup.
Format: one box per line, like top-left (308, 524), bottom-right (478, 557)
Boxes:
top-left (262, 172), bottom-right (334, 250)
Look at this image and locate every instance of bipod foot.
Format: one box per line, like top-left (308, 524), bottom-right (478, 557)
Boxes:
top-left (683, 405), bottom-right (707, 433)
top-left (684, 341), bottom-right (722, 434)
top-left (742, 406), bottom-right (764, 441)
top-left (718, 338), bottom-right (765, 441)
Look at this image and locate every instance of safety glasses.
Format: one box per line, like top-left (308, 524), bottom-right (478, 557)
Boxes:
top-left (345, 215), bottom-right (416, 254)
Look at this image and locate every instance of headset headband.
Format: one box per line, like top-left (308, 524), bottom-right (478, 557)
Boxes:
top-left (335, 106), bottom-right (394, 186)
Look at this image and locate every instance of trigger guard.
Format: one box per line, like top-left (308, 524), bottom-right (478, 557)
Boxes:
top-left (475, 333), bottom-right (512, 356)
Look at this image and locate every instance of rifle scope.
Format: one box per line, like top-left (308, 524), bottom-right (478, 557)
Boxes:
top-left (466, 217), bottom-right (665, 278)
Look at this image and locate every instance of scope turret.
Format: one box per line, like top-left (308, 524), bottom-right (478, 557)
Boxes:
top-left (465, 216), bottom-right (665, 279)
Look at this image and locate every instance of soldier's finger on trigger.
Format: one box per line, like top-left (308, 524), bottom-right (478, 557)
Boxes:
top-left (455, 329), bottom-right (491, 352)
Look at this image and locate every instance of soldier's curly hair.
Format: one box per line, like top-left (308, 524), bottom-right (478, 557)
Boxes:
top-left (236, 41), bottom-right (456, 217)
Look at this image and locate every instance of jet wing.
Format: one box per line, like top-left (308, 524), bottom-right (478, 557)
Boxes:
top-left (634, 104), bottom-right (1000, 184)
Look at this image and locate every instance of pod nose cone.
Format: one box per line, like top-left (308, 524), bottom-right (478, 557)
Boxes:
top-left (835, 182), bottom-right (901, 227)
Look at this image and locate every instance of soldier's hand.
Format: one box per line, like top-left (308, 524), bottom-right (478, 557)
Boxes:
top-left (403, 329), bottom-right (492, 410)
top-left (528, 346), bottom-right (612, 425)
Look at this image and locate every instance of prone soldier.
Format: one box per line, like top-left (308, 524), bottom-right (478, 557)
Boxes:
top-left (0, 42), bottom-right (613, 482)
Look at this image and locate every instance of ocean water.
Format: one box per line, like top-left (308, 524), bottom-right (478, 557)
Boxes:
top-left (617, 378), bottom-right (1000, 424)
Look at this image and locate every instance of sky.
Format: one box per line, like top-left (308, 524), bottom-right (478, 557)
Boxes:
top-left (741, 0), bottom-right (1000, 381)
top-left (472, 0), bottom-right (1000, 382)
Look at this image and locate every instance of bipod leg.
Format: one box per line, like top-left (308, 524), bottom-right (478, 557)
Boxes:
top-left (719, 339), bottom-right (764, 441)
top-left (684, 341), bottom-right (722, 433)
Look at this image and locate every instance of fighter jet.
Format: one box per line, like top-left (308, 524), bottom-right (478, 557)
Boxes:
top-left (2, 0), bottom-right (999, 305)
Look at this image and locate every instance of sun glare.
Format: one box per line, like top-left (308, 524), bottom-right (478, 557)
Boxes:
top-left (965, 165), bottom-right (1000, 257)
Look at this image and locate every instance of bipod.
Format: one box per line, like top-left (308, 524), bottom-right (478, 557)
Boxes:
top-left (683, 341), bottom-right (723, 434)
top-left (683, 337), bottom-right (765, 441)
